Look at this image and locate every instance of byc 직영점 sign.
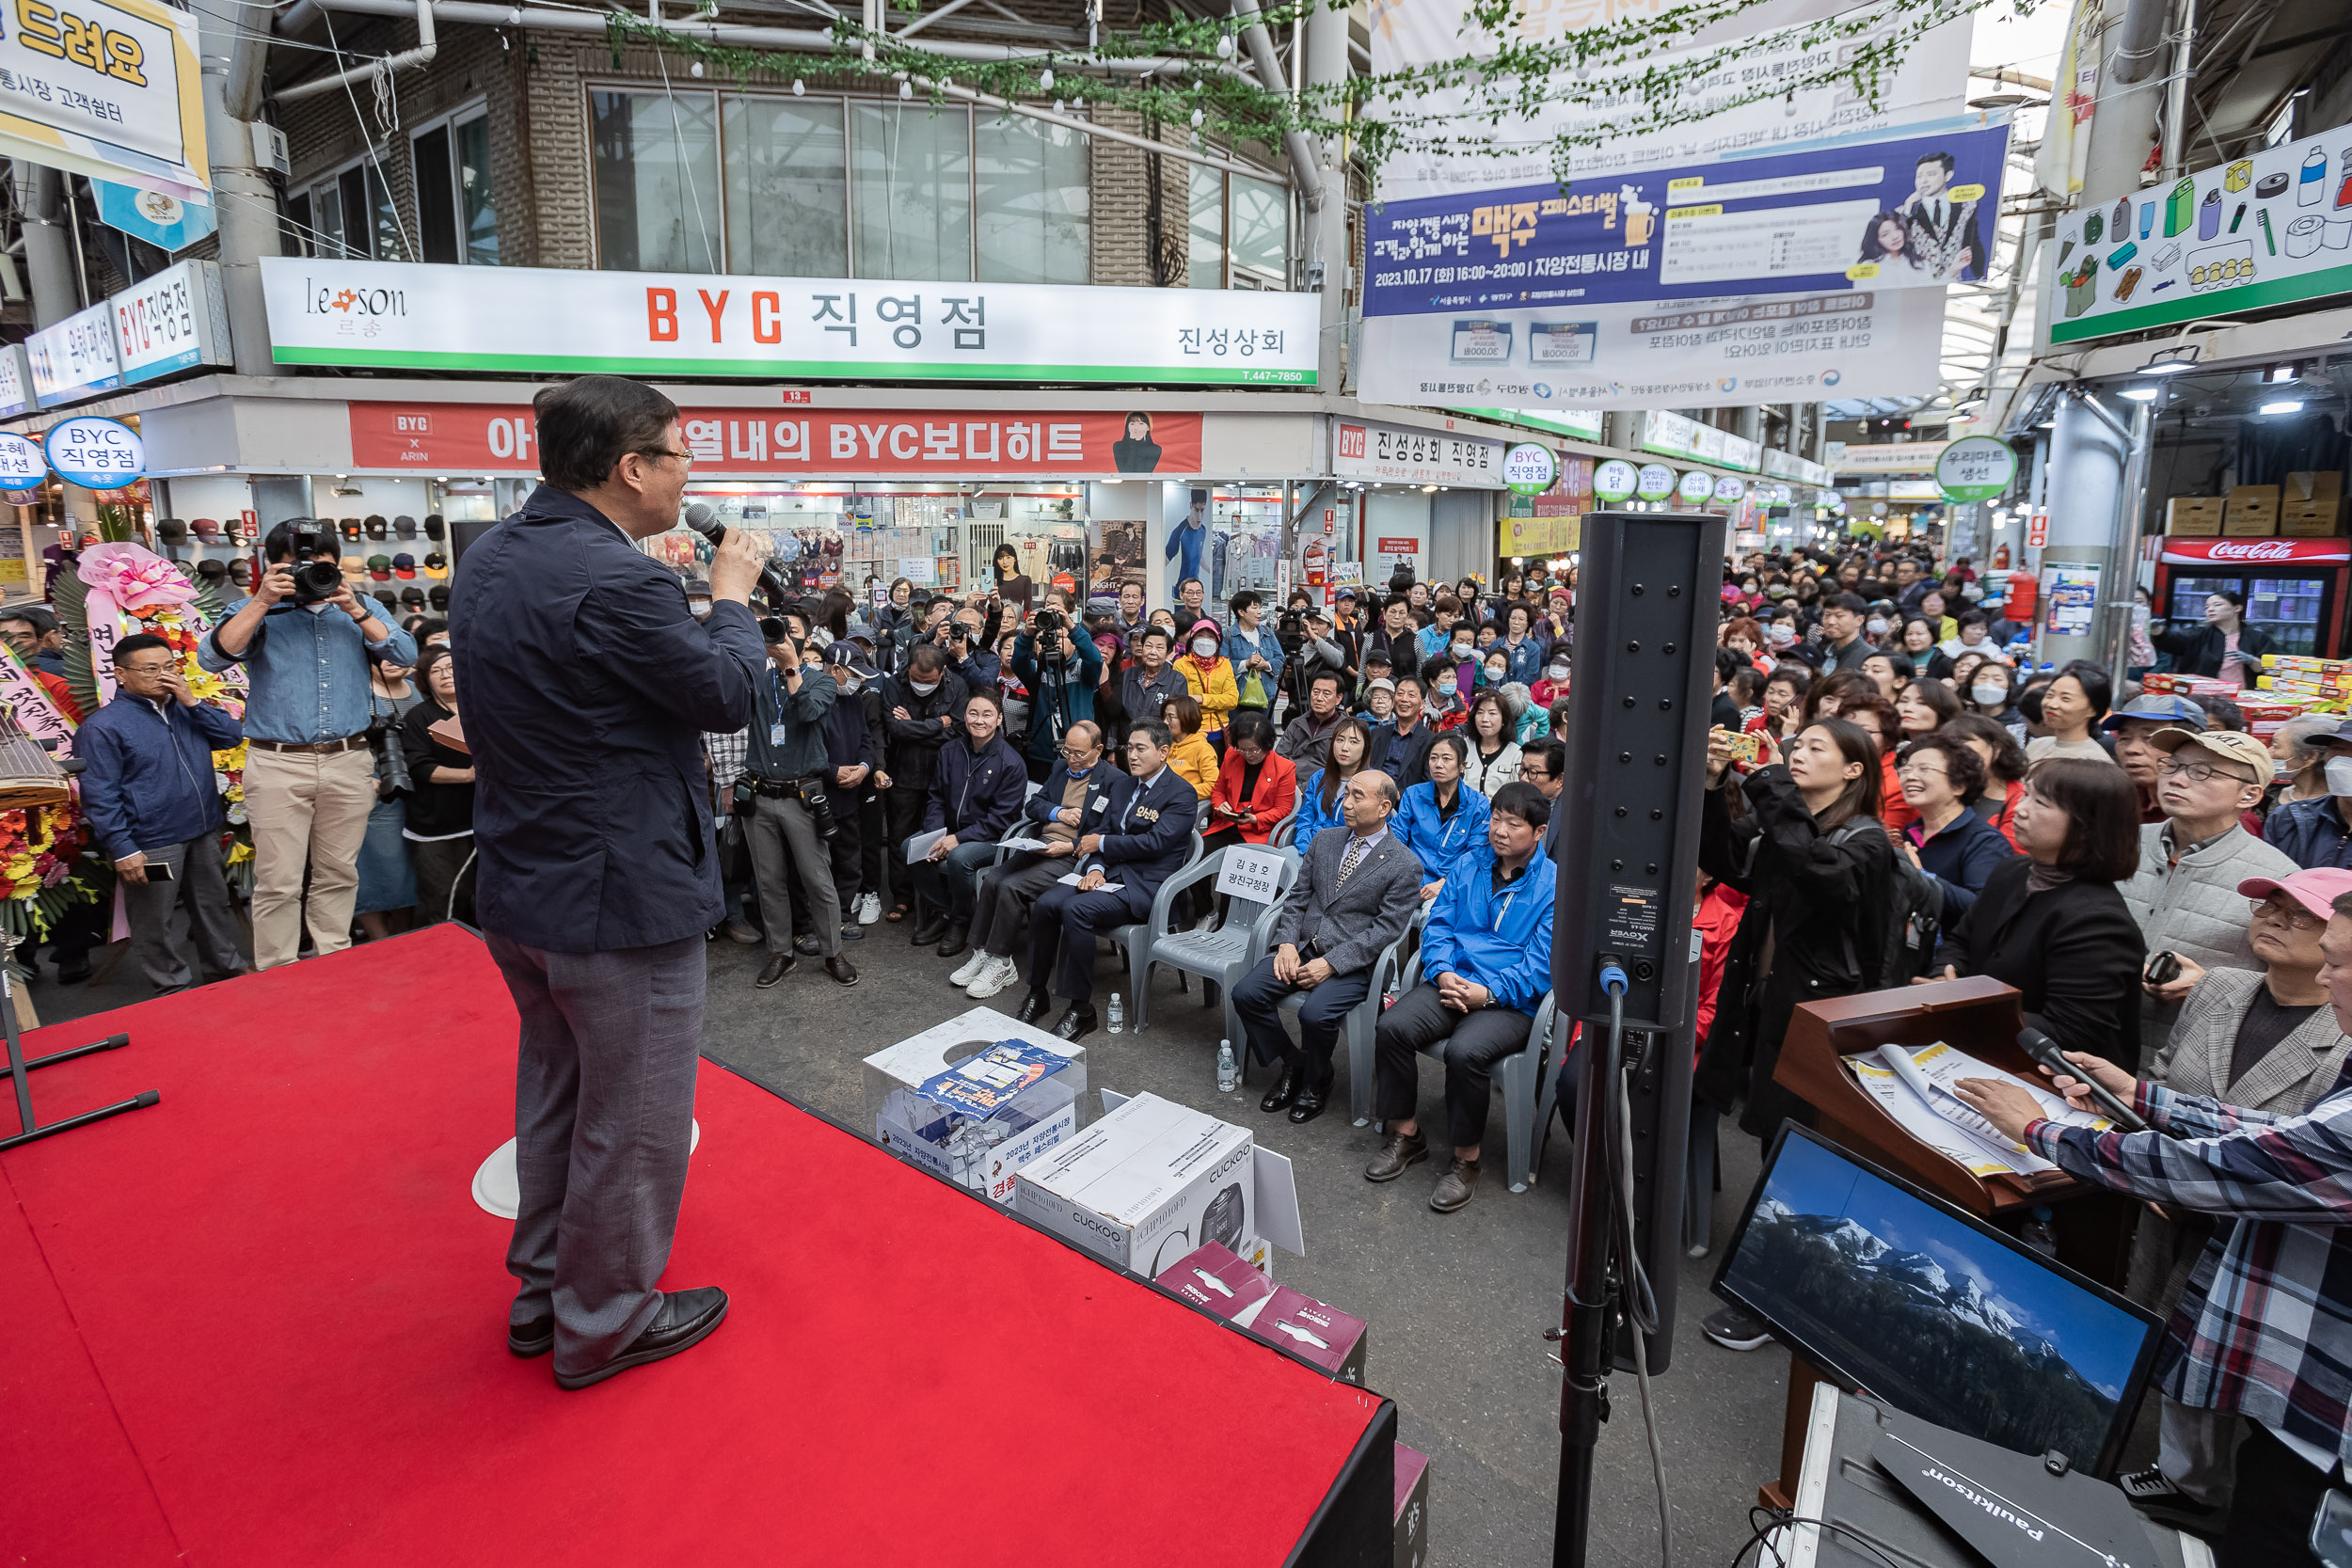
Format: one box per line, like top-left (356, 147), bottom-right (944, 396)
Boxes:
top-left (262, 259), bottom-right (1319, 388)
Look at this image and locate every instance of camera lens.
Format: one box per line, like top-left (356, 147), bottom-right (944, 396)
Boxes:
top-left (759, 617), bottom-right (787, 643)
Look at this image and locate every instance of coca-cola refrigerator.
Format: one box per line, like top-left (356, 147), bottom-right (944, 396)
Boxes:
top-left (2154, 537), bottom-right (2352, 659)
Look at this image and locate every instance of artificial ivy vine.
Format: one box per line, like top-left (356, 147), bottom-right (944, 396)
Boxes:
top-left (608, 0), bottom-right (2030, 189)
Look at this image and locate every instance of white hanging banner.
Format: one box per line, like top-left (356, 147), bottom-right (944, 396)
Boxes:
top-left (0, 0), bottom-right (208, 198)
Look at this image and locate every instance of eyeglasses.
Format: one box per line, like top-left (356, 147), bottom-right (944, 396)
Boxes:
top-left (2157, 757), bottom-right (2258, 786)
top-left (1896, 761), bottom-right (1948, 779)
top-left (642, 448), bottom-right (695, 465)
top-left (2252, 898), bottom-right (2327, 933)
top-left (1057, 744), bottom-right (1097, 760)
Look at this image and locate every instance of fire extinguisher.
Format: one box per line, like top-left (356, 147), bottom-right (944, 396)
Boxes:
top-left (1993, 543), bottom-right (2011, 569)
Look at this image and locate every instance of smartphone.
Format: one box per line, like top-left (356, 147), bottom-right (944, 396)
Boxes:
top-left (2312, 1489), bottom-right (2352, 1568)
top-left (144, 861), bottom-right (175, 882)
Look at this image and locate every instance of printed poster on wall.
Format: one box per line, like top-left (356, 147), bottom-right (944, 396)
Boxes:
top-left (266, 259), bottom-right (1317, 388)
top-left (0, 0), bottom-right (208, 198)
top-left (347, 404), bottom-right (1208, 478)
top-left (2041, 565), bottom-right (2101, 637)
top-left (2047, 123), bottom-right (2352, 343)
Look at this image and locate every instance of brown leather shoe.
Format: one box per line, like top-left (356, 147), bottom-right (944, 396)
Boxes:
top-left (824, 954), bottom-right (859, 986)
top-left (1363, 1130), bottom-right (1427, 1182)
top-left (1429, 1156), bottom-right (1480, 1212)
top-left (755, 953), bottom-right (795, 988)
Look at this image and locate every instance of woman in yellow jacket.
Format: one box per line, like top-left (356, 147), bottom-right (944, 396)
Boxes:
top-left (1158, 693), bottom-right (1219, 799)
top-left (1176, 617), bottom-right (1238, 746)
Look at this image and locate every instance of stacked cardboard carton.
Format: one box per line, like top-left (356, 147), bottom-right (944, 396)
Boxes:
top-left (2148, 660), bottom-right (2352, 740)
top-left (2281, 471), bottom-right (2345, 537)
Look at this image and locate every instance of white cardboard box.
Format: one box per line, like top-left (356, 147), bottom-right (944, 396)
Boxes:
top-left (1014, 1091), bottom-right (1255, 1276)
top-left (863, 1010), bottom-right (1089, 1206)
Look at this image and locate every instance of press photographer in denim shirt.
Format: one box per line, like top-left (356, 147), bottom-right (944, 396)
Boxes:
top-left (200, 518), bottom-right (418, 970)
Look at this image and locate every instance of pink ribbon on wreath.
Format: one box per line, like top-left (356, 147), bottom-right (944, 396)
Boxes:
top-left (78, 541), bottom-right (199, 705)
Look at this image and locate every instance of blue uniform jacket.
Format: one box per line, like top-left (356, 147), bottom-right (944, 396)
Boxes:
top-left (1293, 769), bottom-right (1349, 847)
top-left (1422, 848), bottom-right (1557, 1014)
top-left (925, 732), bottom-right (1027, 840)
top-left (1025, 761), bottom-right (1136, 835)
top-left (1083, 766), bottom-right (1200, 895)
top-left (1906, 807), bottom-right (2019, 920)
top-left (1397, 782), bottom-right (1491, 879)
top-left (1163, 519), bottom-right (1207, 594)
top-left (450, 484), bottom-right (765, 952)
top-left (74, 695), bottom-right (244, 859)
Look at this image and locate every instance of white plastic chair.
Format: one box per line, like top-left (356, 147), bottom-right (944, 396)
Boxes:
top-left (1266, 809), bottom-right (1300, 848)
top-left (1100, 824), bottom-right (1205, 1001)
top-left (1132, 844), bottom-right (1300, 1047)
top-left (1380, 947), bottom-right (1558, 1194)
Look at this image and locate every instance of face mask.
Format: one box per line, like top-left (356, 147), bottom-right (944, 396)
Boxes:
top-left (1486, 666), bottom-right (1507, 685)
top-left (1437, 678), bottom-right (1458, 697)
top-left (1972, 683), bottom-right (2009, 707)
top-left (1192, 639), bottom-right (1218, 658)
top-left (1547, 663), bottom-right (1569, 681)
top-left (1452, 640), bottom-right (1472, 657)
top-left (837, 675), bottom-right (860, 695)
top-left (1866, 617), bottom-right (1889, 637)
top-left (1768, 626), bottom-right (1795, 646)
top-left (910, 679), bottom-right (940, 695)
top-left (2328, 756), bottom-right (2352, 798)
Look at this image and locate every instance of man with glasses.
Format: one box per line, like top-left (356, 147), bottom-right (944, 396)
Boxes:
top-left (1518, 736), bottom-right (1566, 857)
top-left (453, 374), bottom-right (768, 1390)
top-left (2121, 726), bottom-right (2298, 1051)
top-left (950, 721), bottom-right (1132, 1000)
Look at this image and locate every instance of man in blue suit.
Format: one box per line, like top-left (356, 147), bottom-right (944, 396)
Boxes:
top-left (452, 375), bottom-right (768, 1391)
top-left (1020, 720), bottom-right (1200, 1039)
top-left (1363, 781), bottom-right (1557, 1213)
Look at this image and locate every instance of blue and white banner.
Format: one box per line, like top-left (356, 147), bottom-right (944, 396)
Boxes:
top-left (92, 180), bottom-right (216, 253)
top-left (1363, 121), bottom-right (2011, 321)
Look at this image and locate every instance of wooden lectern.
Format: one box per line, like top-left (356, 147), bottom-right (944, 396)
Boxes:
top-left (1755, 974), bottom-right (2142, 1507)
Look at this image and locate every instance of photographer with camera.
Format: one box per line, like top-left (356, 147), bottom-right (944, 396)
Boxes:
top-left (879, 643), bottom-right (968, 926)
top-left (202, 518), bottom-right (418, 970)
top-left (742, 616), bottom-right (858, 990)
top-left (1010, 601), bottom-right (1104, 784)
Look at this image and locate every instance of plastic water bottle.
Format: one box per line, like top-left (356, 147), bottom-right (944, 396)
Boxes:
top-left (1106, 993), bottom-right (1124, 1034)
top-left (2021, 1206), bottom-right (2058, 1260)
top-left (1216, 1039), bottom-right (1239, 1093)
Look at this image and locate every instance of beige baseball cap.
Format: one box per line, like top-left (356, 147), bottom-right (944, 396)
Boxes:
top-left (2147, 724), bottom-right (2271, 780)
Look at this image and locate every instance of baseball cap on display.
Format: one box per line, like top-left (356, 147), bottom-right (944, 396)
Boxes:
top-left (391, 552), bottom-right (417, 578)
top-left (364, 515), bottom-right (389, 540)
top-left (428, 584), bottom-right (450, 610)
top-left (340, 517), bottom-right (363, 541)
top-left (421, 550), bottom-right (448, 578)
top-left (366, 553), bottom-right (393, 580)
top-left (2148, 725), bottom-right (2272, 780)
top-left (371, 587), bottom-right (397, 610)
top-left (422, 514), bottom-right (445, 540)
top-left (155, 517), bottom-right (187, 545)
top-left (191, 517), bottom-right (223, 543)
top-left (195, 559), bottom-right (230, 590)
top-left (2236, 867), bottom-right (2352, 924)
top-left (342, 553), bottom-right (368, 578)
top-left (2103, 694), bottom-right (2208, 732)
top-left (392, 515), bottom-right (418, 539)
top-left (400, 585), bottom-right (426, 610)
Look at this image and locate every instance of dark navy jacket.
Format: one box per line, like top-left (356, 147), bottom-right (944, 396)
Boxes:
top-left (2265, 794), bottom-right (2352, 871)
top-left (1904, 807), bottom-right (2019, 921)
top-left (74, 695), bottom-right (243, 859)
top-left (924, 732), bottom-right (1026, 840)
top-left (1025, 760), bottom-right (1136, 838)
top-left (451, 485), bottom-right (764, 952)
top-left (1083, 765), bottom-right (1200, 895)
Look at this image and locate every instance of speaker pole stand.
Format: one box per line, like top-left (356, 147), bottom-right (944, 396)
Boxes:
top-left (1551, 968), bottom-right (1627, 1568)
top-left (0, 933), bottom-right (156, 1151)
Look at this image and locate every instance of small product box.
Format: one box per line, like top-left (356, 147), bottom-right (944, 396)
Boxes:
top-left (2223, 483), bottom-right (2281, 537)
top-left (2282, 471), bottom-right (2344, 536)
top-left (1155, 1240), bottom-right (1277, 1323)
top-left (1014, 1091), bottom-right (1255, 1277)
top-left (1394, 1444), bottom-right (1430, 1568)
top-left (1244, 1286), bottom-right (1370, 1386)
top-left (864, 1009), bottom-right (1090, 1205)
top-left (2164, 497), bottom-right (2224, 536)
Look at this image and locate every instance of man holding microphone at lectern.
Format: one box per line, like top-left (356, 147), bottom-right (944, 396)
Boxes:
top-left (452, 376), bottom-right (769, 1390)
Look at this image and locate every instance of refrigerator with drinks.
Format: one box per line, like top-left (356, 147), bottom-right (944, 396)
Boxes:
top-left (2153, 537), bottom-right (2351, 659)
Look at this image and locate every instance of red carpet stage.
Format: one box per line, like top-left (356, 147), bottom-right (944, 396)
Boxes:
top-left (2, 924), bottom-right (1393, 1566)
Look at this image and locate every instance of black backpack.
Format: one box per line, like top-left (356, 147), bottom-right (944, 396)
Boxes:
top-left (1828, 817), bottom-right (1945, 989)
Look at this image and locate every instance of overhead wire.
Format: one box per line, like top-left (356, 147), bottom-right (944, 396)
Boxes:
top-left (318, 2), bottom-right (419, 261)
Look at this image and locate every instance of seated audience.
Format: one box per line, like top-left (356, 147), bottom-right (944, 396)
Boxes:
top-left (1295, 718), bottom-right (1374, 847)
top-left (909, 689), bottom-right (1027, 959)
top-left (1398, 733), bottom-right (1491, 896)
top-left (1161, 694), bottom-right (1218, 798)
top-left (1203, 708), bottom-right (1297, 851)
top-left (1461, 690), bottom-right (1522, 795)
top-left (1369, 674), bottom-right (1438, 788)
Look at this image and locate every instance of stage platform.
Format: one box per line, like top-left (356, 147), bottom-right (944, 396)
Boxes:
top-left (2, 924), bottom-right (1393, 1566)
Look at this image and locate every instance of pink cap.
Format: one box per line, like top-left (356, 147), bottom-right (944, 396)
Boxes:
top-left (2237, 867), bottom-right (2352, 923)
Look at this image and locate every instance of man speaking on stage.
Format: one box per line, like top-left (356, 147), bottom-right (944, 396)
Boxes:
top-left (451, 375), bottom-right (768, 1390)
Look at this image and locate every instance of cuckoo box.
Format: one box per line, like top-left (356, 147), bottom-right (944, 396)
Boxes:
top-left (1155, 1240), bottom-right (1278, 1323)
top-left (1244, 1287), bottom-right (1369, 1385)
top-left (1014, 1091), bottom-right (1254, 1277)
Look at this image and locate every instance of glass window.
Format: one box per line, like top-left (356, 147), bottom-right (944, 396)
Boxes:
top-left (454, 113), bottom-right (500, 265)
top-left (850, 103), bottom-right (972, 281)
top-left (592, 88), bottom-right (722, 273)
top-left (414, 124), bottom-right (458, 263)
top-left (723, 94), bottom-right (847, 277)
top-left (314, 179), bottom-right (345, 258)
top-left (1186, 164), bottom-right (1223, 289)
top-left (974, 113), bottom-right (1088, 284)
top-left (284, 191), bottom-right (314, 258)
top-left (1230, 175), bottom-right (1288, 285)
top-left (339, 164), bottom-right (402, 261)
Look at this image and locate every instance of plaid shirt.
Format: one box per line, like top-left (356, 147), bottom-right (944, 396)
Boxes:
top-left (703, 728), bottom-right (749, 792)
top-left (2028, 1062), bottom-right (2352, 1469)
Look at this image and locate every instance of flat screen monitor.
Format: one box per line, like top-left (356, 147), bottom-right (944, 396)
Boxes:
top-left (1712, 1123), bottom-right (2166, 1478)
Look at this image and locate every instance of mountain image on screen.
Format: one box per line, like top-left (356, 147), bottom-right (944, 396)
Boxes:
top-left (1724, 1197), bottom-right (2118, 1466)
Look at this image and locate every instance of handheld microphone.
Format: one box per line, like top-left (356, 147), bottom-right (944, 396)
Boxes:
top-left (682, 502), bottom-right (792, 607)
top-left (2016, 1026), bottom-right (2151, 1132)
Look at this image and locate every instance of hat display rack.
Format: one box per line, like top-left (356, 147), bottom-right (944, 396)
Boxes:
top-left (146, 511), bottom-right (452, 610)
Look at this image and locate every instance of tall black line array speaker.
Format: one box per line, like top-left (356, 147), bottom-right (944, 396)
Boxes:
top-left (1550, 507), bottom-right (1724, 1375)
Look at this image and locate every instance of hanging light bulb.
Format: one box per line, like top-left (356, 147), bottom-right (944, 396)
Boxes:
top-left (899, 79), bottom-right (913, 98)
top-left (792, 77), bottom-right (805, 95)
top-left (1071, 95), bottom-right (1083, 108)
top-left (689, 58), bottom-right (704, 76)
top-left (1039, 67), bottom-right (1054, 91)
top-left (1052, 98), bottom-right (1064, 114)
top-left (1216, 33), bottom-right (1233, 57)
top-left (1190, 105), bottom-right (1204, 128)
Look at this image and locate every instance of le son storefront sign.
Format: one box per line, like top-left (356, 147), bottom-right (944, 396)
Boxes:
top-left (347, 404), bottom-right (1208, 478)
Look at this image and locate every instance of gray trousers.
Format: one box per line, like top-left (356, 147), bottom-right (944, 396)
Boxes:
top-left (119, 831), bottom-right (244, 991)
top-left (490, 931), bottom-right (707, 1378)
top-left (969, 852), bottom-right (1065, 956)
top-left (747, 792), bottom-right (840, 957)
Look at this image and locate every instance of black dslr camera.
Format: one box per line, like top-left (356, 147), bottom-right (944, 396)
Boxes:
top-left (796, 777), bottom-right (838, 840)
top-left (1032, 606), bottom-right (1065, 653)
top-left (284, 522), bottom-right (342, 605)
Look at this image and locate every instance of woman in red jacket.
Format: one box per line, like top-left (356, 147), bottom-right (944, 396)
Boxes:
top-left (1203, 707), bottom-right (1297, 851)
